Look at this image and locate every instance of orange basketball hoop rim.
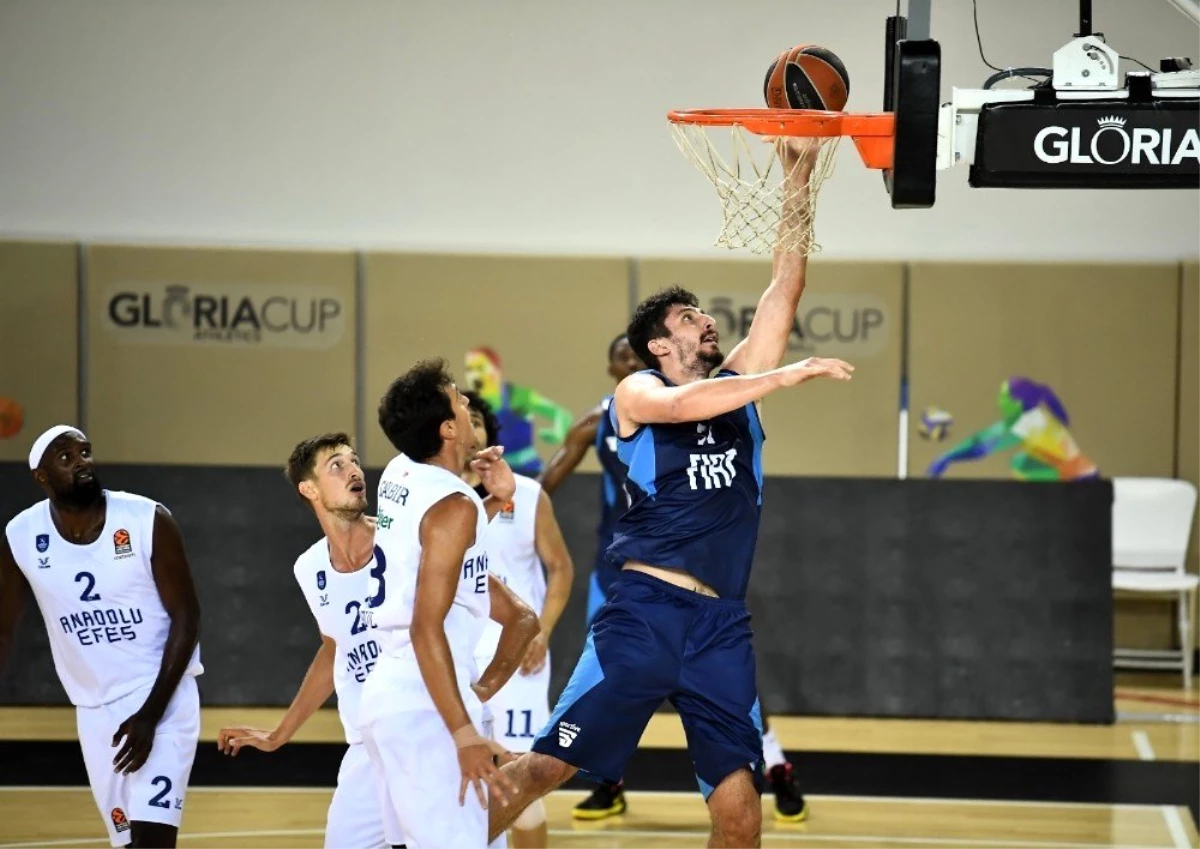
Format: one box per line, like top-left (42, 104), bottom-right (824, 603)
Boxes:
top-left (667, 109), bottom-right (895, 170)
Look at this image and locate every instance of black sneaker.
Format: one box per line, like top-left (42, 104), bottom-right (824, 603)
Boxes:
top-left (769, 763), bottom-right (810, 822)
top-left (572, 781), bottom-right (627, 820)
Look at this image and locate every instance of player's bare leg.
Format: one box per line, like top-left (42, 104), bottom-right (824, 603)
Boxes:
top-left (706, 767), bottom-right (762, 849)
top-left (488, 752), bottom-right (577, 842)
top-left (130, 821), bottom-right (178, 849)
top-left (509, 807), bottom-right (548, 849)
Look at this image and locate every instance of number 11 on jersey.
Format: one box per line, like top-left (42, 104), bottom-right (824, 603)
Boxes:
top-left (505, 709), bottom-right (535, 738)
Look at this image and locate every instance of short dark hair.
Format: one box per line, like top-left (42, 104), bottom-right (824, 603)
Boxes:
top-left (286, 432), bottom-right (353, 503)
top-left (607, 333), bottom-right (628, 363)
top-left (463, 391), bottom-right (501, 448)
top-left (626, 285), bottom-right (699, 369)
top-left (378, 359), bottom-right (456, 462)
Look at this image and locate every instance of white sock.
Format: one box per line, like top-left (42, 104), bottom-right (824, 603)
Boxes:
top-left (761, 728), bottom-right (787, 770)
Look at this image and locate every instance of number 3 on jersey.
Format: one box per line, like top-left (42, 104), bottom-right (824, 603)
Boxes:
top-left (366, 545), bottom-right (387, 609)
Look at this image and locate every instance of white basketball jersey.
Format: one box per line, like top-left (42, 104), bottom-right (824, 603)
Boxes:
top-left (292, 538), bottom-right (383, 745)
top-left (4, 491), bottom-right (203, 708)
top-left (367, 454), bottom-right (491, 685)
top-left (475, 476), bottom-right (546, 662)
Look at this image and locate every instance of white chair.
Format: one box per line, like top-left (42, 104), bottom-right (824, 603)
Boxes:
top-left (1112, 477), bottom-right (1199, 690)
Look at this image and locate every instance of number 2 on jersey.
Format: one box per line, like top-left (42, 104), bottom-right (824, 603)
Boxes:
top-left (74, 571), bottom-right (101, 602)
top-left (148, 776), bottom-right (172, 809)
top-left (344, 600), bottom-right (367, 636)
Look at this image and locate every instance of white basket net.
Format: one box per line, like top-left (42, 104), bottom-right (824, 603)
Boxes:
top-left (669, 122), bottom-right (841, 256)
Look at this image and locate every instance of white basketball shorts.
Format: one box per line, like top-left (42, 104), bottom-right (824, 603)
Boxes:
top-left (362, 703), bottom-right (492, 849)
top-left (325, 741), bottom-right (406, 849)
top-left (75, 675), bottom-right (200, 847)
top-left (480, 657), bottom-right (551, 755)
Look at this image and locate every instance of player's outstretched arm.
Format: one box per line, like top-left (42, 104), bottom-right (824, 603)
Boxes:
top-left (519, 490), bottom-right (573, 675)
top-left (412, 494), bottom-right (516, 808)
top-left (216, 635), bottom-right (336, 756)
top-left (723, 140), bottom-right (820, 377)
top-left (538, 406), bottom-right (604, 495)
top-left (476, 575), bottom-right (540, 698)
top-left (113, 505), bottom-right (202, 775)
top-left (616, 358), bottom-right (854, 430)
top-left (0, 535), bottom-right (31, 679)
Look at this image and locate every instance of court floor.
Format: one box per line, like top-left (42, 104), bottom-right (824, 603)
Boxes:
top-left (0, 789), bottom-right (1196, 849)
top-left (0, 677), bottom-right (1196, 848)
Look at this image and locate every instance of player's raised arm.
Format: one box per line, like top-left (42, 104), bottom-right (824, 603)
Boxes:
top-left (723, 140), bottom-right (820, 377)
top-left (615, 360), bottom-right (853, 433)
top-left (217, 634), bottom-right (336, 756)
top-left (0, 535), bottom-right (31, 678)
top-left (538, 406), bottom-right (604, 496)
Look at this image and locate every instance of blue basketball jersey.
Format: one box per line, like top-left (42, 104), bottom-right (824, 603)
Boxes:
top-left (605, 369), bottom-right (765, 601)
top-left (591, 395), bottom-right (628, 594)
top-left (595, 395), bottom-right (627, 540)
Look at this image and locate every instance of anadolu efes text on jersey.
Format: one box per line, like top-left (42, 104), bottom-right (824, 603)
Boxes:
top-left (367, 454), bottom-right (492, 672)
top-left (293, 538), bottom-right (388, 745)
top-left (4, 491), bottom-right (203, 708)
top-left (605, 369), bottom-right (765, 601)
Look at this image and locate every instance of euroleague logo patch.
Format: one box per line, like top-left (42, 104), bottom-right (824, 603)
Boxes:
top-left (111, 807), bottom-right (130, 833)
top-left (498, 501), bottom-right (515, 523)
top-left (113, 529), bottom-right (133, 558)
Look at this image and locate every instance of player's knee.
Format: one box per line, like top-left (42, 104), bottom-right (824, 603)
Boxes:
top-left (525, 751), bottom-right (576, 792)
top-left (513, 797), bottom-right (547, 830)
top-left (707, 775), bottom-right (762, 845)
top-left (711, 802), bottom-right (761, 846)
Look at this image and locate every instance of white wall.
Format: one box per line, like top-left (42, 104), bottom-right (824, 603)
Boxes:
top-left (0, 0), bottom-right (1195, 259)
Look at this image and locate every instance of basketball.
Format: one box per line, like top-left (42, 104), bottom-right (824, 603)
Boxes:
top-left (763, 44), bottom-right (850, 112)
top-left (0, 397), bottom-right (23, 439)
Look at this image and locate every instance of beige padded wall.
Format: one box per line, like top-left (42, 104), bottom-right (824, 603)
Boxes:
top-left (1178, 261), bottom-right (1199, 578)
top-left (362, 254), bottom-right (629, 469)
top-left (86, 246), bottom-right (356, 466)
top-left (636, 259), bottom-right (903, 477)
top-left (0, 242), bottom-right (78, 462)
top-left (908, 263), bottom-right (1178, 480)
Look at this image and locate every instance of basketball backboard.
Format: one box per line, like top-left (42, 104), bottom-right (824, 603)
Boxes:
top-left (886, 0), bottom-right (1199, 208)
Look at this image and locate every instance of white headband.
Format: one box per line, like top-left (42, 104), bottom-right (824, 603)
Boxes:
top-left (28, 425), bottom-right (86, 470)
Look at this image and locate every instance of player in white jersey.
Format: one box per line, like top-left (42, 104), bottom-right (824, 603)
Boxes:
top-left (0, 426), bottom-right (203, 848)
top-left (214, 432), bottom-right (405, 849)
top-left (463, 392), bottom-right (574, 849)
top-left (360, 359), bottom-right (541, 849)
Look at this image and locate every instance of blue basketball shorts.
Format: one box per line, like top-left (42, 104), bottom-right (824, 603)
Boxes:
top-left (532, 570), bottom-right (763, 798)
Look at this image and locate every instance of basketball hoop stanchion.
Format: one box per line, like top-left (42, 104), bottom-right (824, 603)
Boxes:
top-left (667, 108), bottom-right (895, 255)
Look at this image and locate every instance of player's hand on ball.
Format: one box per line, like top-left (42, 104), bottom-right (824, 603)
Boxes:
top-left (471, 446), bottom-right (516, 503)
top-left (520, 632), bottom-right (549, 675)
top-left (216, 726), bottom-right (283, 756)
top-left (111, 711), bottom-right (158, 774)
top-left (458, 741), bottom-right (518, 808)
top-left (780, 356), bottom-right (855, 387)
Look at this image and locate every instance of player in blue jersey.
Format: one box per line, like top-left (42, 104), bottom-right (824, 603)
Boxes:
top-left (490, 142), bottom-right (853, 848)
top-left (540, 333), bottom-right (811, 823)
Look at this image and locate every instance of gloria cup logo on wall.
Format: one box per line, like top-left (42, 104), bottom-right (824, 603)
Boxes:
top-left (696, 292), bottom-right (889, 358)
top-left (103, 283), bottom-right (346, 349)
